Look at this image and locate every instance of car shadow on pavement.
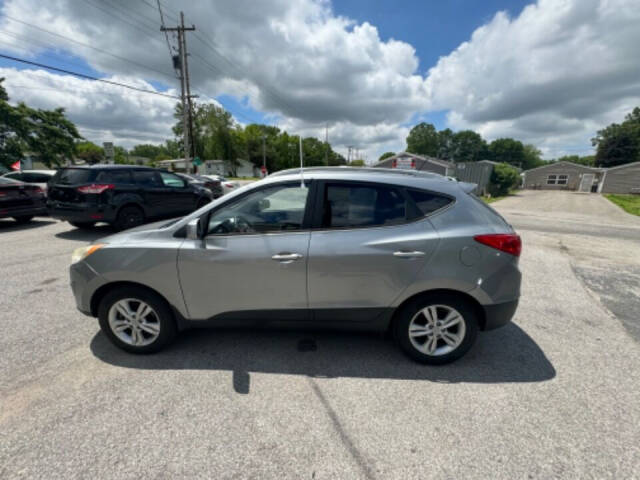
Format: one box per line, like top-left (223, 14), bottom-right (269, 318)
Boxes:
top-left (90, 322), bottom-right (555, 393)
top-left (0, 218), bottom-right (56, 232)
top-left (55, 225), bottom-right (113, 241)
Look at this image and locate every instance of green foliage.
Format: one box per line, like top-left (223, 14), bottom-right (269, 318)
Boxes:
top-left (487, 138), bottom-right (525, 168)
top-left (75, 141), bottom-right (104, 164)
top-left (406, 122), bottom-right (439, 156)
top-left (130, 143), bottom-right (166, 159)
top-left (348, 159), bottom-right (366, 167)
top-left (592, 107), bottom-right (640, 167)
top-left (489, 163), bottom-right (520, 197)
top-left (451, 130), bottom-right (488, 162)
top-left (556, 154), bottom-right (595, 167)
top-left (378, 151), bottom-right (395, 162)
top-left (604, 194), bottom-right (640, 216)
top-left (522, 144), bottom-right (546, 169)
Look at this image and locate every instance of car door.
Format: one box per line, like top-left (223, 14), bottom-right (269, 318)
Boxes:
top-left (158, 171), bottom-right (196, 214)
top-left (307, 180), bottom-right (441, 322)
top-left (178, 181), bottom-right (313, 320)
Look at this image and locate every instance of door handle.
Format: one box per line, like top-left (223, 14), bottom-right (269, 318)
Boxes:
top-left (272, 253), bottom-right (303, 261)
top-left (393, 250), bottom-right (426, 258)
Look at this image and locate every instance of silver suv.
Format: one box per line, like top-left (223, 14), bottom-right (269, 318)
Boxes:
top-left (70, 167), bottom-right (521, 364)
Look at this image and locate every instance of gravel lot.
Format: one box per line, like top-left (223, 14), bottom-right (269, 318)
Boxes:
top-left (1, 190), bottom-right (639, 479)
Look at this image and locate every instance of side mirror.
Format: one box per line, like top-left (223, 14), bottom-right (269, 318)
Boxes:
top-left (186, 218), bottom-right (204, 240)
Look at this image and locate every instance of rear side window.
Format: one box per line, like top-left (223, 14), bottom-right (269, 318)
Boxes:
top-left (95, 170), bottom-right (133, 184)
top-left (22, 173), bottom-right (52, 183)
top-left (4, 172), bottom-right (23, 181)
top-left (321, 183), bottom-right (408, 228)
top-left (132, 170), bottom-right (161, 187)
top-left (406, 189), bottom-right (452, 216)
top-left (54, 169), bottom-right (95, 185)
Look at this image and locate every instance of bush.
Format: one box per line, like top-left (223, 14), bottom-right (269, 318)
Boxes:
top-left (489, 163), bottom-right (519, 197)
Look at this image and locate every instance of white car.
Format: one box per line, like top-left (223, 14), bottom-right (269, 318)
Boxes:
top-left (202, 174), bottom-right (239, 195)
top-left (2, 170), bottom-right (57, 195)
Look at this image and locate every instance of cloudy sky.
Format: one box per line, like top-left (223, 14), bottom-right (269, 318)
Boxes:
top-left (1, 0), bottom-right (639, 161)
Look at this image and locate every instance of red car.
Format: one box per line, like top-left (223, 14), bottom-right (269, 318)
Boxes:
top-left (0, 177), bottom-right (47, 224)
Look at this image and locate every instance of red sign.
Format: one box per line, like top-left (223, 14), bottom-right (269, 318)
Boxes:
top-left (10, 160), bottom-right (20, 171)
top-left (261, 165), bottom-right (267, 175)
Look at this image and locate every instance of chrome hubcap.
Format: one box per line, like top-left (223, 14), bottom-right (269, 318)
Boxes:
top-left (108, 298), bottom-right (160, 346)
top-left (408, 305), bottom-right (466, 356)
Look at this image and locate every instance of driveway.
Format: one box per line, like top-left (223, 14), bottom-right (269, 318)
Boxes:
top-left (493, 190), bottom-right (640, 341)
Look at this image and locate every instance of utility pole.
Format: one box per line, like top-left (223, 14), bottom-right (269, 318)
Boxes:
top-left (161, 13), bottom-right (195, 171)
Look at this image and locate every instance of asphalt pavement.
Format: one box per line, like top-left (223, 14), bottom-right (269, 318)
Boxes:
top-left (1, 191), bottom-right (639, 479)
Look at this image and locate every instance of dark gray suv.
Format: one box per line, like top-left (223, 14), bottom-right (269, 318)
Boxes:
top-left (69, 167), bottom-right (521, 364)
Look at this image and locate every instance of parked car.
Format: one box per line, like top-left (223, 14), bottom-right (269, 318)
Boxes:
top-left (202, 174), bottom-right (239, 195)
top-left (2, 169), bottom-right (57, 195)
top-left (69, 167), bottom-right (521, 364)
top-left (47, 165), bottom-right (213, 231)
top-left (0, 177), bottom-right (47, 223)
top-left (176, 173), bottom-right (223, 198)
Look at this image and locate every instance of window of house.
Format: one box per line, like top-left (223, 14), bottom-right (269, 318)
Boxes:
top-left (547, 174), bottom-right (568, 185)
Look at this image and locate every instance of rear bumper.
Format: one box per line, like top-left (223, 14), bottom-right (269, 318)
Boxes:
top-left (48, 202), bottom-right (116, 223)
top-left (0, 203), bottom-right (47, 218)
top-left (482, 299), bottom-right (519, 330)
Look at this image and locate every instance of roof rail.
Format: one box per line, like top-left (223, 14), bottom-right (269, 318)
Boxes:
top-left (269, 166), bottom-right (445, 179)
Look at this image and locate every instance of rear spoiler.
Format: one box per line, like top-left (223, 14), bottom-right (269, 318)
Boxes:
top-left (458, 181), bottom-right (477, 193)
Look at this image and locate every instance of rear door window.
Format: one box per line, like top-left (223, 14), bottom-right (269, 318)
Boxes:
top-left (5, 172), bottom-right (23, 181)
top-left (321, 183), bottom-right (408, 228)
top-left (95, 170), bottom-right (133, 184)
top-left (132, 170), bottom-right (162, 187)
top-left (159, 172), bottom-right (186, 188)
top-left (22, 173), bottom-right (52, 183)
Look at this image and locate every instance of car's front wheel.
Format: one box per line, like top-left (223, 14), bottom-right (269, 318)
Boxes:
top-left (13, 215), bottom-right (34, 224)
top-left (394, 293), bottom-right (478, 365)
top-left (98, 286), bottom-right (177, 353)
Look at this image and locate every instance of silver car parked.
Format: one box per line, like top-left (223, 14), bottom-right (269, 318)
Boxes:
top-left (70, 167), bottom-right (521, 364)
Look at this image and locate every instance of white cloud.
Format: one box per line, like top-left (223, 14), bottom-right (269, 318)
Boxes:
top-left (426, 0), bottom-right (640, 157)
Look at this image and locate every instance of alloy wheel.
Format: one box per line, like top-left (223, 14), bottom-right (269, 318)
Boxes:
top-left (108, 298), bottom-right (161, 346)
top-left (408, 304), bottom-right (466, 356)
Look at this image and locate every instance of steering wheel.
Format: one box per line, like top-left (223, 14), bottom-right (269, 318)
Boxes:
top-left (211, 215), bottom-right (254, 234)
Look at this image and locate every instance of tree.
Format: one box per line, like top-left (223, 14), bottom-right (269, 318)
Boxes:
top-left (348, 159), bottom-right (366, 167)
top-left (21, 106), bottom-right (81, 167)
top-left (487, 138), bottom-right (525, 168)
top-left (489, 163), bottom-right (520, 196)
top-left (592, 107), bottom-right (640, 167)
top-left (0, 79), bottom-right (26, 168)
top-left (451, 130), bottom-right (488, 163)
top-left (130, 144), bottom-right (166, 159)
top-left (75, 141), bottom-right (104, 164)
top-left (522, 144), bottom-right (545, 170)
top-left (436, 128), bottom-right (455, 161)
top-left (378, 151), bottom-right (395, 162)
top-left (406, 122), bottom-right (439, 157)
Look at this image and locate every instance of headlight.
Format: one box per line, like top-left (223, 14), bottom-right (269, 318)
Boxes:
top-left (71, 244), bottom-right (105, 264)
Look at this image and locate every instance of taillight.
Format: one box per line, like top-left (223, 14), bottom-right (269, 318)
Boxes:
top-left (77, 184), bottom-right (114, 194)
top-left (225, 183), bottom-right (234, 188)
top-left (474, 233), bottom-right (522, 257)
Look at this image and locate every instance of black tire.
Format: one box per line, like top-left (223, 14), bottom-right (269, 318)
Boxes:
top-left (98, 286), bottom-right (177, 354)
top-left (13, 215), bottom-right (34, 224)
top-left (113, 205), bottom-right (145, 231)
top-left (69, 221), bottom-right (95, 229)
top-left (393, 293), bottom-right (479, 365)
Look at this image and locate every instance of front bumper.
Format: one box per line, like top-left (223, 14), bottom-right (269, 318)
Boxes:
top-left (70, 260), bottom-right (101, 316)
top-left (482, 299), bottom-right (519, 330)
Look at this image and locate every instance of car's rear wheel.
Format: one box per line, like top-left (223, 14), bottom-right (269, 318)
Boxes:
top-left (394, 293), bottom-right (478, 365)
top-left (98, 286), bottom-right (177, 354)
top-left (69, 221), bottom-right (95, 229)
top-left (13, 215), bottom-right (34, 224)
top-left (114, 205), bottom-right (144, 231)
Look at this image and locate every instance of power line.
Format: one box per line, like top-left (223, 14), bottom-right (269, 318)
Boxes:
top-left (1, 15), bottom-right (177, 83)
top-left (0, 53), bottom-right (179, 99)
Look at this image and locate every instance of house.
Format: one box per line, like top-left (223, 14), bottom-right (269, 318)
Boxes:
top-left (522, 161), bottom-right (604, 192)
top-left (373, 152), bottom-right (455, 176)
top-left (599, 161), bottom-right (640, 194)
top-left (454, 160), bottom-right (500, 195)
